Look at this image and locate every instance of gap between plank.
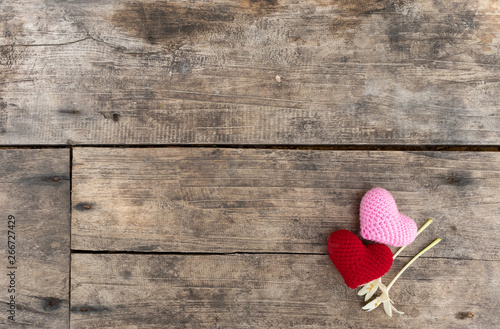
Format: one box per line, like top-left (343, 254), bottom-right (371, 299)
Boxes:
top-left (70, 250), bottom-right (497, 262)
top-left (0, 144), bottom-right (498, 151)
top-left (68, 147), bottom-right (73, 326)
top-left (71, 250), bottom-right (325, 256)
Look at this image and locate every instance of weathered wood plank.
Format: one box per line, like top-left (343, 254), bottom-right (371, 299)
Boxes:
top-left (72, 148), bottom-right (500, 261)
top-left (0, 149), bottom-right (70, 328)
top-left (70, 253), bottom-right (499, 328)
top-left (1, 0), bottom-right (500, 145)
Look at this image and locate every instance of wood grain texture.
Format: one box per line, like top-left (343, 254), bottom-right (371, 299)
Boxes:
top-left (70, 253), bottom-right (499, 328)
top-left (1, 0), bottom-right (500, 145)
top-left (0, 149), bottom-right (70, 328)
top-left (72, 148), bottom-right (500, 261)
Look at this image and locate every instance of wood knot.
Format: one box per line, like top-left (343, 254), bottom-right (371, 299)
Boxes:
top-left (456, 311), bottom-right (475, 319)
top-left (446, 173), bottom-right (460, 185)
top-left (43, 297), bottom-right (62, 311)
top-left (75, 203), bottom-right (93, 211)
top-left (48, 297), bottom-right (58, 307)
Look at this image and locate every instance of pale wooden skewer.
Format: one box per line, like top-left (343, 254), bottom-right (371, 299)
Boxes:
top-left (393, 218), bottom-right (434, 259)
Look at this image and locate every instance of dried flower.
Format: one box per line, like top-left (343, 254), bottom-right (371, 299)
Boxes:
top-left (362, 281), bottom-right (404, 316)
top-left (362, 237), bottom-right (442, 316)
top-left (358, 278), bottom-right (383, 301)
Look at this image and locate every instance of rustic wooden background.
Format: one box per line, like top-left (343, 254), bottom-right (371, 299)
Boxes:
top-left (1, 0), bottom-right (499, 328)
top-left (0, 149), bottom-right (69, 327)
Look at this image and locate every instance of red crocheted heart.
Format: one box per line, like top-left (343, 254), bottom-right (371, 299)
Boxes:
top-left (328, 230), bottom-right (393, 289)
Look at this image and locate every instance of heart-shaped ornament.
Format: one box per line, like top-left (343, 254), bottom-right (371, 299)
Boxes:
top-left (328, 230), bottom-right (393, 289)
top-left (360, 187), bottom-right (417, 247)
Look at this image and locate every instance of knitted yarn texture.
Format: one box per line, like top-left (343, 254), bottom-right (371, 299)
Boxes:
top-left (328, 229), bottom-right (393, 289)
top-left (360, 187), bottom-right (418, 247)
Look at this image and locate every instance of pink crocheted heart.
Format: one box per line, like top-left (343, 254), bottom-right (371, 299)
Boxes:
top-left (360, 188), bottom-right (417, 247)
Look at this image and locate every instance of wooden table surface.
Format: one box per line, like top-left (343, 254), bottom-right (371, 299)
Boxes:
top-left (1, 0), bottom-right (499, 328)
